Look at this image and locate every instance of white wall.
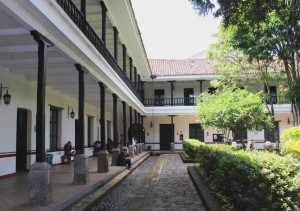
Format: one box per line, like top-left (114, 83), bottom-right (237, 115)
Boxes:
top-left (0, 70), bottom-right (113, 176)
top-left (143, 111), bottom-right (294, 151)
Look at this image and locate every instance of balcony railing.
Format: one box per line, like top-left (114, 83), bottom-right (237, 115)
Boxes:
top-left (144, 97), bottom-right (198, 107)
top-left (56, 0), bottom-right (142, 102)
top-left (266, 95), bottom-right (290, 104)
top-left (144, 96), bottom-right (290, 107)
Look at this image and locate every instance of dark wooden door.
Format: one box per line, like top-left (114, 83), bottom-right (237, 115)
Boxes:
top-left (16, 109), bottom-right (27, 171)
top-left (160, 124), bottom-right (173, 150)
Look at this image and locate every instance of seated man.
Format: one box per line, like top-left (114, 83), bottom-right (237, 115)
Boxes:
top-left (117, 147), bottom-right (131, 169)
top-left (93, 141), bottom-right (101, 152)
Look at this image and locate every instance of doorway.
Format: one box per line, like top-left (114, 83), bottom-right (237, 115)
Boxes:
top-left (16, 109), bottom-right (28, 171)
top-left (154, 89), bottom-right (165, 106)
top-left (160, 124), bottom-right (173, 150)
top-left (184, 88), bottom-right (194, 105)
top-left (128, 123), bottom-right (145, 144)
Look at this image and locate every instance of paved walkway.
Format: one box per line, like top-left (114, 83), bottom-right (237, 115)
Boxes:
top-left (76, 154), bottom-right (207, 211)
top-left (0, 151), bottom-right (148, 211)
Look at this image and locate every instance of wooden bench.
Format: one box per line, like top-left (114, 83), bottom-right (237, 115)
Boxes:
top-left (61, 155), bottom-right (71, 164)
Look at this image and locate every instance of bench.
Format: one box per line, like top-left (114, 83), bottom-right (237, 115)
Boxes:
top-left (61, 155), bottom-right (71, 164)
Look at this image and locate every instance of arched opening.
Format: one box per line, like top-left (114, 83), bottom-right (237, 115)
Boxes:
top-left (128, 123), bottom-right (145, 144)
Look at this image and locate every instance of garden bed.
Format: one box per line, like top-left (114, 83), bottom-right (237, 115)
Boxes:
top-left (179, 151), bottom-right (194, 163)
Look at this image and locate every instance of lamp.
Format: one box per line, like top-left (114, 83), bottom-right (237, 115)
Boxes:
top-left (150, 121), bottom-right (153, 128)
top-left (0, 83), bottom-right (11, 105)
top-left (68, 105), bottom-right (75, 119)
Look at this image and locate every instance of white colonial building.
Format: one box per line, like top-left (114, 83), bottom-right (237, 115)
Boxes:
top-left (0, 0), bottom-right (293, 183)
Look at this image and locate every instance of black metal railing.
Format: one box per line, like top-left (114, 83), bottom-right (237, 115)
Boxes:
top-left (266, 95), bottom-right (290, 104)
top-left (56, 0), bottom-right (142, 101)
top-left (144, 95), bottom-right (290, 107)
top-left (144, 97), bottom-right (198, 107)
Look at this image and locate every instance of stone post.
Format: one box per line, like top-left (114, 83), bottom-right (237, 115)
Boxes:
top-left (135, 144), bottom-right (139, 155)
top-left (111, 148), bottom-right (120, 166)
top-left (73, 154), bottom-right (89, 185)
top-left (97, 150), bottom-right (109, 173)
top-left (28, 162), bottom-right (52, 205)
top-left (128, 145), bottom-right (134, 158)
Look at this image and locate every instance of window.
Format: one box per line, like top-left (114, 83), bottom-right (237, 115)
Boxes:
top-left (50, 107), bottom-right (59, 151)
top-left (213, 134), bottom-right (223, 142)
top-left (264, 85), bottom-right (277, 104)
top-left (189, 124), bottom-right (204, 141)
top-left (233, 128), bottom-right (247, 141)
top-left (265, 122), bottom-right (279, 142)
top-left (154, 89), bottom-right (164, 106)
top-left (184, 88), bottom-right (194, 105)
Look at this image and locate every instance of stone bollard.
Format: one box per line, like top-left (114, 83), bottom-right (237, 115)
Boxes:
top-left (135, 144), bottom-right (139, 155)
top-left (171, 142), bottom-right (175, 151)
top-left (111, 148), bottom-right (120, 166)
top-left (141, 143), bottom-right (145, 152)
top-left (73, 154), bottom-right (89, 185)
top-left (138, 143), bottom-right (142, 153)
top-left (28, 162), bottom-right (52, 206)
top-left (128, 145), bottom-right (135, 158)
top-left (97, 150), bottom-right (109, 173)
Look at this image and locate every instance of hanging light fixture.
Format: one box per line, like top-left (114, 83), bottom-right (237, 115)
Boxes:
top-left (0, 83), bottom-right (11, 105)
top-left (68, 105), bottom-right (75, 119)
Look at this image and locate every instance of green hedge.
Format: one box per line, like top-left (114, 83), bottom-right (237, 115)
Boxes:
top-left (194, 144), bottom-right (300, 211)
top-left (182, 139), bottom-right (204, 159)
top-left (281, 126), bottom-right (300, 157)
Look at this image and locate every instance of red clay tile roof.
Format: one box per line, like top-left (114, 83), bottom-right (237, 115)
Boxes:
top-left (149, 59), bottom-right (215, 76)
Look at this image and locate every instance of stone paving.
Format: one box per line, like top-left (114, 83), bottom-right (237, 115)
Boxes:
top-left (93, 154), bottom-right (207, 211)
top-left (0, 152), bottom-right (148, 211)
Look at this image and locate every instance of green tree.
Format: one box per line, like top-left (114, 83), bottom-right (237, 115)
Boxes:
top-left (207, 26), bottom-right (285, 145)
top-left (189, 0), bottom-right (300, 125)
top-left (197, 85), bottom-right (273, 149)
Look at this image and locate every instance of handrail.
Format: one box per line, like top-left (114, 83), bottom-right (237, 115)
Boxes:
top-left (144, 95), bottom-right (290, 107)
top-left (55, 0), bottom-right (142, 101)
top-left (144, 97), bottom-right (199, 107)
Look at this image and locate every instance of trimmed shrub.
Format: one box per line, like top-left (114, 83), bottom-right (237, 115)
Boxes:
top-left (182, 139), bottom-right (204, 159)
top-left (281, 126), bottom-right (300, 156)
top-left (195, 144), bottom-right (300, 210)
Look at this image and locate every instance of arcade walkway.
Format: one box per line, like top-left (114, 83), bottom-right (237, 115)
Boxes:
top-left (0, 152), bottom-right (149, 211)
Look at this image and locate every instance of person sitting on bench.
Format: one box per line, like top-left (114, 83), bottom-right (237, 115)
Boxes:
top-left (93, 141), bottom-right (101, 152)
top-left (64, 141), bottom-right (76, 163)
top-left (117, 147), bottom-right (131, 170)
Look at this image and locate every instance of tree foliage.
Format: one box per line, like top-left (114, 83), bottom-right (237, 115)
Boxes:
top-left (207, 26), bottom-right (285, 144)
top-left (190, 0), bottom-right (300, 125)
top-left (197, 86), bottom-right (273, 148)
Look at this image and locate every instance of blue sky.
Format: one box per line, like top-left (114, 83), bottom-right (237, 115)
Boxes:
top-left (131, 0), bottom-right (221, 59)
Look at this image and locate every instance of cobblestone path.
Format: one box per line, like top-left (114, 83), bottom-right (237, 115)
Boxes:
top-left (93, 154), bottom-right (207, 211)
